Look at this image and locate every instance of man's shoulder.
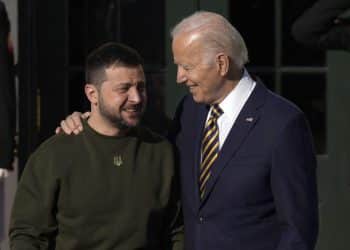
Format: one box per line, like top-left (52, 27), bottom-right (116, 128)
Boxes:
top-left (174, 94), bottom-right (204, 120)
top-left (23, 133), bottom-right (84, 176)
top-left (250, 79), bottom-right (301, 116)
top-left (245, 80), bottom-right (307, 131)
top-left (136, 126), bottom-right (171, 146)
top-left (263, 87), bottom-right (304, 120)
top-left (254, 88), bottom-right (311, 139)
top-left (133, 127), bottom-right (175, 156)
top-left (181, 94), bottom-right (199, 108)
top-left (32, 133), bottom-right (82, 159)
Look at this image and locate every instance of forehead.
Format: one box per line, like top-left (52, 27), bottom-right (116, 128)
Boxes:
top-left (104, 65), bottom-right (145, 83)
top-left (172, 33), bottom-right (204, 64)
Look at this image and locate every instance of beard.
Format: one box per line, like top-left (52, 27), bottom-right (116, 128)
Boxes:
top-left (98, 95), bottom-right (145, 131)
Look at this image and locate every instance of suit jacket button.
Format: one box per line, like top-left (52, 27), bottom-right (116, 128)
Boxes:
top-left (199, 216), bottom-right (204, 223)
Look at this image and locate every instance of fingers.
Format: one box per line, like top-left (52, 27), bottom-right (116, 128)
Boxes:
top-left (81, 111), bottom-right (91, 119)
top-left (55, 127), bottom-right (62, 134)
top-left (70, 112), bottom-right (85, 134)
top-left (56, 111), bottom-right (89, 135)
top-left (60, 120), bottom-right (73, 135)
top-left (67, 115), bottom-right (79, 129)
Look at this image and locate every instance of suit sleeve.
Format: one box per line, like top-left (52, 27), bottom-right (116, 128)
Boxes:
top-left (161, 142), bottom-right (184, 250)
top-left (165, 177), bottom-right (184, 250)
top-left (9, 150), bottom-right (59, 250)
top-left (271, 113), bottom-right (319, 250)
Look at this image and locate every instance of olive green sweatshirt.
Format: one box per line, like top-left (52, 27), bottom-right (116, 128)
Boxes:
top-left (9, 121), bottom-right (183, 250)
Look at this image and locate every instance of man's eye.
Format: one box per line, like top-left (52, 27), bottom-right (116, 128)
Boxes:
top-left (116, 87), bottom-right (129, 93)
top-left (138, 85), bottom-right (146, 91)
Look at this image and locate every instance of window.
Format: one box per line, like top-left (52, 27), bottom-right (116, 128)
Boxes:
top-left (230, 0), bottom-right (327, 154)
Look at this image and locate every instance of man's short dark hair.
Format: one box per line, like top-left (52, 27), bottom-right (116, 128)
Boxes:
top-left (86, 42), bottom-right (144, 86)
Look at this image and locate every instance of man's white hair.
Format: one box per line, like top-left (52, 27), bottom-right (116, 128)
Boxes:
top-left (171, 11), bottom-right (249, 69)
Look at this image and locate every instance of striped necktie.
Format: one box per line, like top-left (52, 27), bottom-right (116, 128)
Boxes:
top-left (199, 104), bottom-right (223, 199)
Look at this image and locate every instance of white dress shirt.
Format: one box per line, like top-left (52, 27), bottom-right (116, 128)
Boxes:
top-left (206, 69), bottom-right (256, 150)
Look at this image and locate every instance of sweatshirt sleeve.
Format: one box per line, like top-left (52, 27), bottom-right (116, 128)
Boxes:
top-left (9, 147), bottom-right (60, 250)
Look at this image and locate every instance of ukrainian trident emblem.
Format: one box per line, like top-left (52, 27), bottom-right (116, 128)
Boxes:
top-left (113, 155), bottom-right (123, 167)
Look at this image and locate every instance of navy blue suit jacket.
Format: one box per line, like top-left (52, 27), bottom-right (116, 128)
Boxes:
top-left (171, 80), bottom-right (319, 250)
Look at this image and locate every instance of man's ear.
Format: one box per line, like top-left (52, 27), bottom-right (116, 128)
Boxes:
top-left (215, 53), bottom-right (230, 76)
top-left (85, 84), bottom-right (99, 105)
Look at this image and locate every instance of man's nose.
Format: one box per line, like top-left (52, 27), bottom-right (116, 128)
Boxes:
top-left (176, 67), bottom-right (187, 84)
top-left (129, 87), bottom-right (142, 103)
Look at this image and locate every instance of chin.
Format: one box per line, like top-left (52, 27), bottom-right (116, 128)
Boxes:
top-left (125, 118), bottom-right (141, 127)
top-left (192, 95), bottom-right (206, 104)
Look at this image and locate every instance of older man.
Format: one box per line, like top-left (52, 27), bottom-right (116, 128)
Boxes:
top-left (170, 11), bottom-right (318, 250)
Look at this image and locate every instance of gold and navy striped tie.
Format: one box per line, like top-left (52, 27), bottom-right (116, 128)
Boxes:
top-left (199, 104), bottom-right (223, 199)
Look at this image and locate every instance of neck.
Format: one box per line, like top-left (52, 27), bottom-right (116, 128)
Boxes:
top-left (213, 68), bottom-right (244, 105)
top-left (87, 112), bottom-right (128, 137)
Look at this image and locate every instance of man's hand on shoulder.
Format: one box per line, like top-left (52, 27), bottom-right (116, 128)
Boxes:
top-left (55, 111), bottom-right (90, 135)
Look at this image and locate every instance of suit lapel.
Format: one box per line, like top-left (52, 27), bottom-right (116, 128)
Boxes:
top-left (200, 81), bottom-right (268, 205)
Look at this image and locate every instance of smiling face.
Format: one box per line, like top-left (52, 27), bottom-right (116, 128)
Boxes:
top-left (172, 33), bottom-right (232, 105)
top-left (95, 65), bottom-right (146, 130)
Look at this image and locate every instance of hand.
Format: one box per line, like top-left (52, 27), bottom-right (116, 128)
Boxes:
top-left (0, 169), bottom-right (9, 179)
top-left (55, 111), bottom-right (90, 135)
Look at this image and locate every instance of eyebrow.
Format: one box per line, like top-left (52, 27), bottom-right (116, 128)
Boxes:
top-left (115, 81), bottom-right (146, 87)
